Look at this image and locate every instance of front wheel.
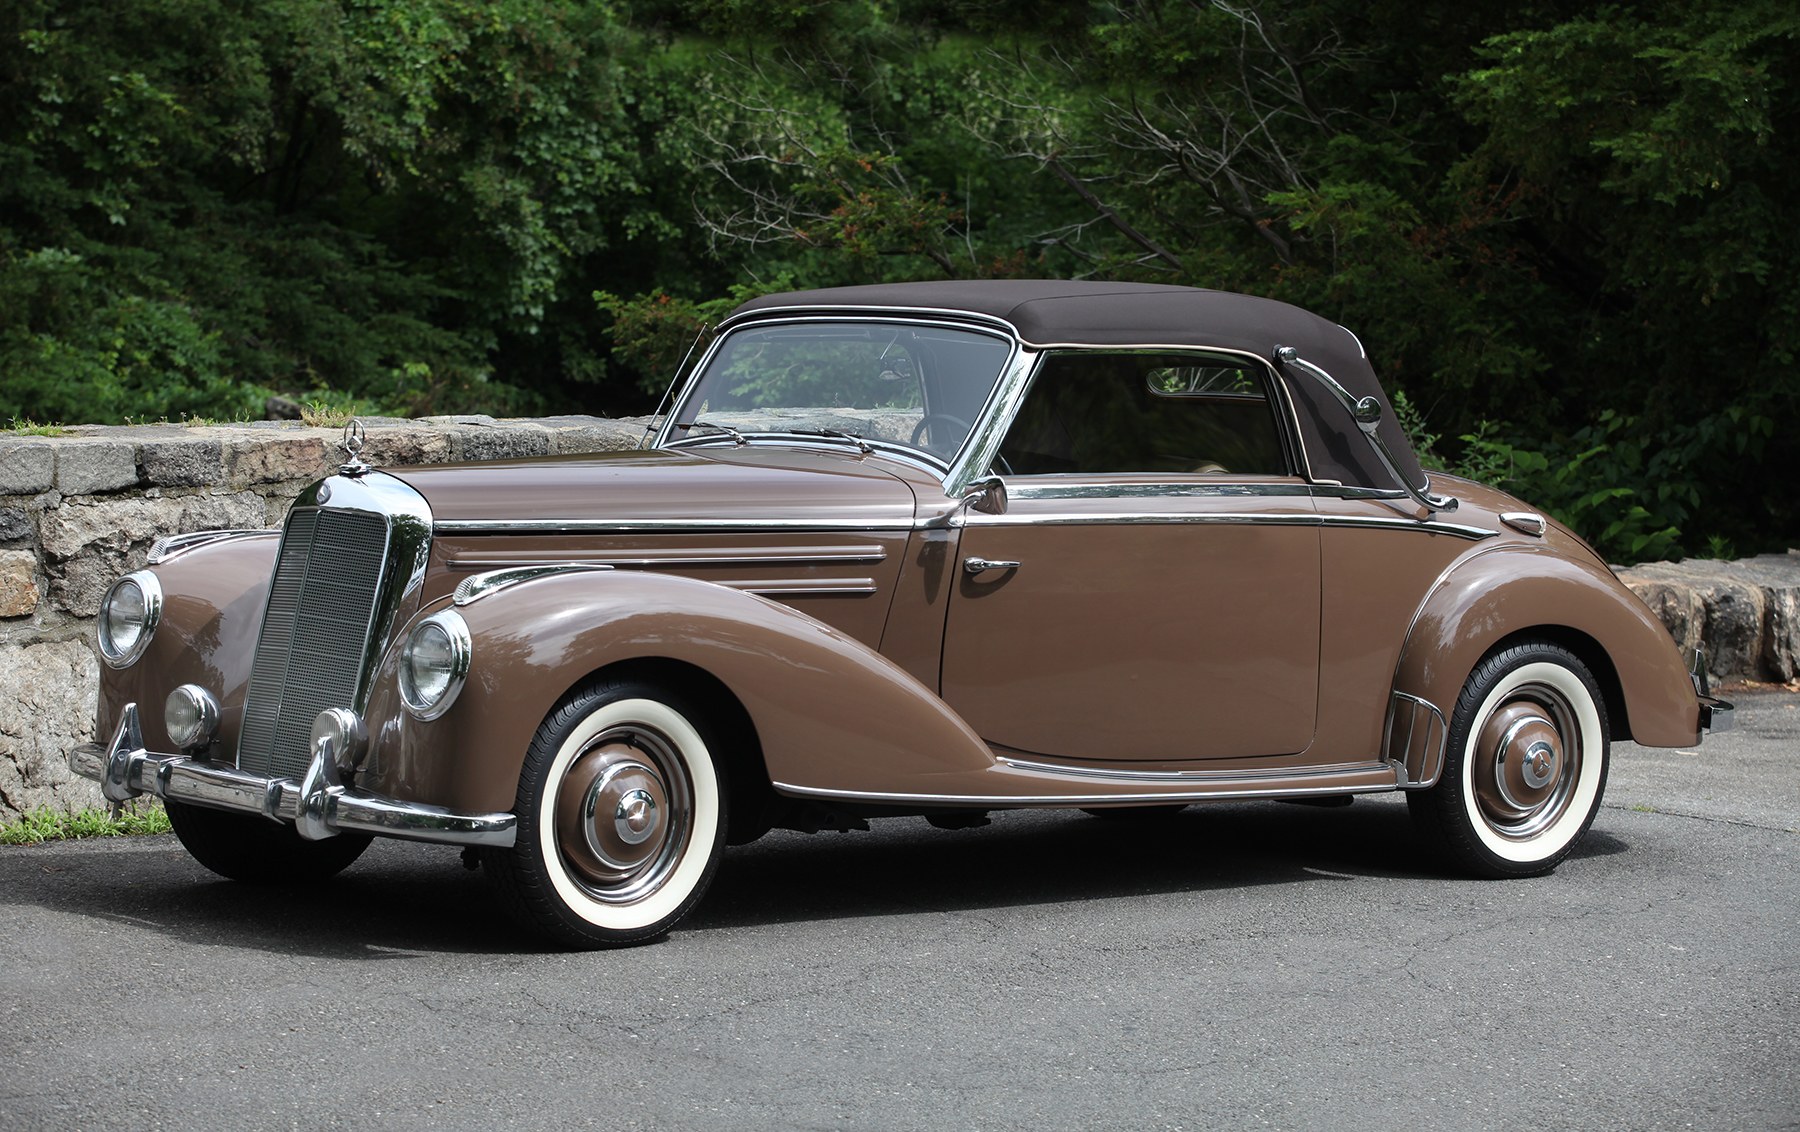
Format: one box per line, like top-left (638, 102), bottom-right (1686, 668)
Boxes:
top-left (1408, 641), bottom-right (1610, 878)
top-left (483, 680), bottom-right (728, 948)
top-left (165, 798), bottom-right (371, 884)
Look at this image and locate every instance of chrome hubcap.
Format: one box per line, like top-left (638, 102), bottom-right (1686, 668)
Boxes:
top-left (1473, 686), bottom-right (1581, 840)
top-left (555, 728), bottom-right (691, 903)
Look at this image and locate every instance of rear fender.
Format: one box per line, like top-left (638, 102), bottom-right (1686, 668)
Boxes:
top-left (367, 570), bottom-right (995, 814)
top-left (1393, 545), bottom-right (1700, 756)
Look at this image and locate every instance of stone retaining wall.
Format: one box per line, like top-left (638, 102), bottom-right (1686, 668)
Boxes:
top-left (1616, 552), bottom-right (1800, 687)
top-left (1, 418), bottom-right (1793, 822)
top-left (0, 416), bottom-right (647, 821)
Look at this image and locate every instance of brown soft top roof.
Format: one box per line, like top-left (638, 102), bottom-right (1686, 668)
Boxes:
top-left (732, 280), bottom-right (1426, 492)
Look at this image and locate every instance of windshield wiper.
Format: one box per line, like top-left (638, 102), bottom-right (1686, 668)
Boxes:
top-left (784, 428), bottom-right (874, 455)
top-left (674, 419), bottom-right (747, 446)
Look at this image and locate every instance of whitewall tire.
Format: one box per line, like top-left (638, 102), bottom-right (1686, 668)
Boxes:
top-left (485, 680), bottom-right (727, 947)
top-left (1409, 641), bottom-right (1611, 878)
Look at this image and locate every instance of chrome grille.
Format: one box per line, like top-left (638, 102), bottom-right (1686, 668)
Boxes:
top-left (237, 507), bottom-right (392, 779)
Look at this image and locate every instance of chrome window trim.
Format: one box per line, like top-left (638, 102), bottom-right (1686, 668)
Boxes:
top-left (147, 529), bottom-right (273, 564)
top-left (1009, 480), bottom-right (1314, 500)
top-left (653, 314), bottom-right (1020, 473)
top-left (713, 303), bottom-right (1020, 337)
top-left (668, 433), bottom-right (953, 479)
top-left (950, 344), bottom-right (1313, 495)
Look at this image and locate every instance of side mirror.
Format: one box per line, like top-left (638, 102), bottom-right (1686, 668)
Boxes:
top-left (962, 475), bottom-right (1008, 516)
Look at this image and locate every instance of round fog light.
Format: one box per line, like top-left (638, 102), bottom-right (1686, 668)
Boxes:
top-left (310, 708), bottom-right (367, 761)
top-left (164, 684), bottom-right (220, 751)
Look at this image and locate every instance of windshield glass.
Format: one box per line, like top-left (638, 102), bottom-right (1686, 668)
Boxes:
top-left (667, 320), bottom-right (1014, 461)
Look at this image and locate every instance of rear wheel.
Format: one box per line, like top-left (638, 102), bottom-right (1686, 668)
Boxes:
top-left (484, 679), bottom-right (727, 948)
top-left (1409, 641), bottom-right (1610, 878)
top-left (165, 798), bottom-right (371, 884)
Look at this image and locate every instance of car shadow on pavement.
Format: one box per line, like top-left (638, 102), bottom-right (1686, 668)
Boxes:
top-left (688, 797), bottom-right (1547, 932)
top-left (0, 796), bottom-right (1631, 955)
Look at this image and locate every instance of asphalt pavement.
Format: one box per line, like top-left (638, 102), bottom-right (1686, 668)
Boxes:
top-left (2, 693), bottom-right (1795, 1131)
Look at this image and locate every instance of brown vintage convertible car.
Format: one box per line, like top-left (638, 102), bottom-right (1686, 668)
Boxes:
top-left (70, 281), bottom-right (1730, 947)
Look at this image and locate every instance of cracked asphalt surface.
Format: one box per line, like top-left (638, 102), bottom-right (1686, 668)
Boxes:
top-left (2, 692), bottom-right (1795, 1131)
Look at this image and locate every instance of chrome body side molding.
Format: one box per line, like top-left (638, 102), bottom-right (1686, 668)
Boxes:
top-left (772, 760), bottom-right (1400, 807)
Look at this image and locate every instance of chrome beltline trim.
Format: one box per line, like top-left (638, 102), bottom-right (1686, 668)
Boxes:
top-left (1009, 481), bottom-right (1315, 500)
top-left (962, 510), bottom-right (1495, 539)
top-left (1000, 483), bottom-right (1405, 503)
top-left (771, 764), bottom-right (1399, 807)
top-left (434, 517), bottom-right (924, 534)
top-left (445, 544), bottom-right (890, 569)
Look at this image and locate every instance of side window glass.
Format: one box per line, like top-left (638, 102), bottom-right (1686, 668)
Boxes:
top-left (997, 353), bottom-right (1287, 476)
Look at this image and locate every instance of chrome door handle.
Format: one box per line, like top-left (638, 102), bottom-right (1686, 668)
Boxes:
top-left (964, 556), bottom-right (1021, 575)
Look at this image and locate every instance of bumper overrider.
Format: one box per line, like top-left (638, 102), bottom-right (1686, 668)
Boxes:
top-left (68, 703), bottom-right (516, 847)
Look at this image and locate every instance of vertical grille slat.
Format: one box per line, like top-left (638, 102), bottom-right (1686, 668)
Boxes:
top-left (237, 508), bottom-right (393, 779)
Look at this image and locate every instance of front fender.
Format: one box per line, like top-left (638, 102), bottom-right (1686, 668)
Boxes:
top-left (1393, 545), bottom-right (1700, 748)
top-left (96, 533), bottom-right (280, 755)
top-left (362, 570), bottom-right (996, 815)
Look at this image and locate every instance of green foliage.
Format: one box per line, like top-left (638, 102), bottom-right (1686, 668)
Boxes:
top-left (0, 802), bottom-right (171, 845)
top-left (0, 0), bottom-right (1792, 559)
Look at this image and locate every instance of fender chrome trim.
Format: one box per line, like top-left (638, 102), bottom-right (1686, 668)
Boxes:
top-left (70, 703), bottom-right (516, 848)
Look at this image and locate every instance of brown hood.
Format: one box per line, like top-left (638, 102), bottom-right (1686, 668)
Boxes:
top-left (392, 446), bottom-right (921, 528)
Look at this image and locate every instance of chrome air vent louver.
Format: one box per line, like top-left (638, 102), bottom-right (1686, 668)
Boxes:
top-left (236, 473), bottom-right (433, 780)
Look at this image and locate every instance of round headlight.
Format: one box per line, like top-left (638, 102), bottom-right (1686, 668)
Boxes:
top-left (399, 610), bottom-right (471, 720)
top-left (164, 684), bottom-right (220, 751)
top-left (97, 571), bottom-right (162, 668)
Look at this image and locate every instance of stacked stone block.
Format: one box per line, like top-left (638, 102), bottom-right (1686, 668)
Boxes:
top-left (0, 416), bottom-right (647, 821)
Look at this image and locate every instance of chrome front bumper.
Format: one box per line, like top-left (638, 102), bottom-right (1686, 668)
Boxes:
top-left (69, 704), bottom-right (516, 848)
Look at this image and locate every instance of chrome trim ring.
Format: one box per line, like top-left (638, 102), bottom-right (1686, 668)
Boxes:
top-left (554, 727), bottom-right (692, 905)
top-left (398, 610), bottom-right (473, 721)
top-left (1472, 684), bottom-right (1582, 841)
top-left (96, 570), bottom-right (163, 669)
top-left (163, 684), bottom-right (221, 751)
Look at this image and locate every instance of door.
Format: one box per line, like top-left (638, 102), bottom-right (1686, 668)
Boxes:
top-left (938, 351), bottom-right (1322, 762)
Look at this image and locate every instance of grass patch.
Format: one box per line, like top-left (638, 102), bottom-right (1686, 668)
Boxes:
top-left (6, 417), bottom-right (69, 437)
top-left (300, 400), bottom-right (355, 429)
top-left (0, 802), bottom-right (171, 845)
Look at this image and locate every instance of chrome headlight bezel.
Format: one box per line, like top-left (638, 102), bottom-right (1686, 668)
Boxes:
top-left (97, 570), bottom-right (163, 669)
top-left (399, 609), bottom-right (472, 721)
